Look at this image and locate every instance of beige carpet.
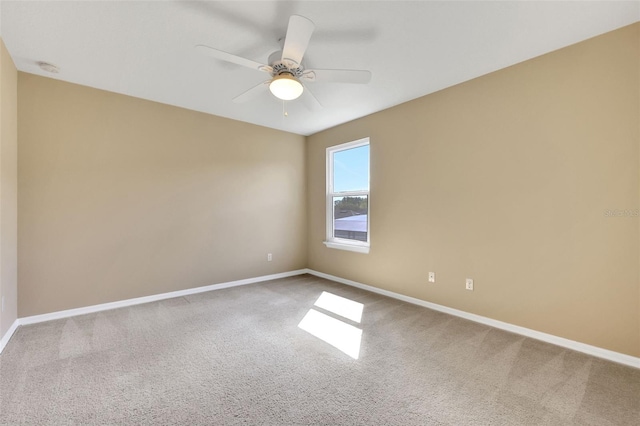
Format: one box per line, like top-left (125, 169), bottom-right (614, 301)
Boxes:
top-left (1, 274), bottom-right (638, 425)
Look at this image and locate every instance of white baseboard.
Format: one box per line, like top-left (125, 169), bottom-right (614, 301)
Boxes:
top-left (0, 319), bottom-right (20, 354)
top-left (7, 267), bottom-right (640, 369)
top-left (305, 269), bottom-right (640, 369)
top-left (18, 269), bottom-right (307, 327)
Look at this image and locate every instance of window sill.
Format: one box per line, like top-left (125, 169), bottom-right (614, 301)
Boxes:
top-left (323, 241), bottom-right (370, 254)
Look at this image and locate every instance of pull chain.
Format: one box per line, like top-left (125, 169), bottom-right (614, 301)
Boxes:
top-left (281, 101), bottom-right (289, 126)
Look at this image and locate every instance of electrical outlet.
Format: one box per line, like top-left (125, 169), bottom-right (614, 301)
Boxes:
top-left (267, 253), bottom-right (273, 262)
top-left (428, 272), bottom-right (435, 283)
top-left (465, 278), bottom-right (474, 291)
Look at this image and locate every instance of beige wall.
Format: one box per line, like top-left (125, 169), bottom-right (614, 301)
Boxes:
top-left (307, 24), bottom-right (640, 357)
top-left (0, 37), bottom-right (18, 339)
top-left (18, 74), bottom-right (307, 317)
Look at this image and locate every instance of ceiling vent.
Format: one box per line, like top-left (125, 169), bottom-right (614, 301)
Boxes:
top-left (37, 62), bottom-right (59, 73)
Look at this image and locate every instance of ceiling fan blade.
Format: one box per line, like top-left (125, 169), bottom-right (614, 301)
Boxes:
top-left (281, 15), bottom-right (315, 66)
top-left (232, 80), bottom-right (270, 103)
top-left (302, 69), bottom-right (372, 84)
top-left (302, 84), bottom-right (322, 111)
top-left (196, 45), bottom-right (272, 73)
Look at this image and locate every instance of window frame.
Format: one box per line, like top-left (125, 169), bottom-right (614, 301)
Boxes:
top-left (324, 137), bottom-right (370, 254)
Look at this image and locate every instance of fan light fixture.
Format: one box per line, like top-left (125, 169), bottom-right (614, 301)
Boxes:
top-left (197, 15), bottom-right (372, 106)
top-left (269, 73), bottom-right (303, 101)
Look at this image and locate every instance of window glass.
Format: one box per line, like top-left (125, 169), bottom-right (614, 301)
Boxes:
top-left (333, 145), bottom-right (370, 193)
top-left (333, 196), bottom-right (368, 242)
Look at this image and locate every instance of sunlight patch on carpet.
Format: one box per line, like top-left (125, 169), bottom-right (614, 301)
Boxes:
top-left (298, 309), bottom-right (362, 359)
top-left (313, 291), bottom-right (364, 323)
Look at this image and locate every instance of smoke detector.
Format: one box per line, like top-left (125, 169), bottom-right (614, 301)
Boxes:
top-left (37, 62), bottom-right (59, 73)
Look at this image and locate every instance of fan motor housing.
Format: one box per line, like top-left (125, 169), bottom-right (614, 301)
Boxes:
top-left (268, 51), bottom-right (304, 77)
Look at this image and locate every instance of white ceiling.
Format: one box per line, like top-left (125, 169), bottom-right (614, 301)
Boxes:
top-left (2, 1), bottom-right (639, 136)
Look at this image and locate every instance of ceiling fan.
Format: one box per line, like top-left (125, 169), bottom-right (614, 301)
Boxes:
top-left (196, 15), bottom-right (372, 108)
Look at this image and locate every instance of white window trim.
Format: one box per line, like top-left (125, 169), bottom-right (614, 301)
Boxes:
top-left (324, 137), bottom-right (370, 254)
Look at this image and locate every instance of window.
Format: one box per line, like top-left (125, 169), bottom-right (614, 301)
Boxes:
top-left (324, 138), bottom-right (370, 253)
